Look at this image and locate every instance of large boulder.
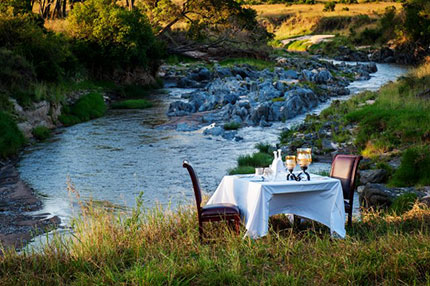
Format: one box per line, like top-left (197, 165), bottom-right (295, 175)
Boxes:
top-left (359, 169), bottom-right (388, 184)
top-left (203, 126), bottom-right (224, 137)
top-left (359, 183), bottom-right (427, 208)
top-left (314, 69), bottom-right (333, 84)
top-left (167, 101), bottom-right (194, 116)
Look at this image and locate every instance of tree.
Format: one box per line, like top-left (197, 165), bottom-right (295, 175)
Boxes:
top-left (403, 0), bottom-right (430, 46)
top-left (67, 0), bottom-right (163, 75)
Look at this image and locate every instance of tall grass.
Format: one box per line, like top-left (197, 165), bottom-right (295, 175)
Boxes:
top-left (59, 92), bottom-right (106, 126)
top-left (0, 111), bottom-right (26, 158)
top-left (1, 191), bottom-right (429, 285)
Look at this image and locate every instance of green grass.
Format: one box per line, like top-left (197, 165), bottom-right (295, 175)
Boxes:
top-left (0, 111), bottom-right (26, 158)
top-left (238, 152), bottom-right (273, 168)
top-left (111, 99), bottom-right (153, 110)
top-left (228, 165), bottom-right (255, 175)
top-left (285, 39), bottom-right (313, 52)
top-left (1, 192), bottom-right (430, 285)
top-left (218, 58), bottom-right (275, 71)
top-left (389, 146), bottom-right (430, 187)
top-left (59, 93), bottom-right (106, 126)
top-left (223, 122), bottom-right (241, 130)
top-left (32, 126), bottom-right (51, 141)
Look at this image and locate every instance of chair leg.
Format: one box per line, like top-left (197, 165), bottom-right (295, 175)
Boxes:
top-left (347, 212), bottom-right (352, 227)
top-left (198, 221), bottom-right (204, 241)
top-left (234, 216), bottom-right (240, 235)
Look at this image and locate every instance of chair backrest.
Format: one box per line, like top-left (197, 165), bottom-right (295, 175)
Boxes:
top-left (183, 161), bottom-right (202, 212)
top-left (330, 154), bottom-right (362, 202)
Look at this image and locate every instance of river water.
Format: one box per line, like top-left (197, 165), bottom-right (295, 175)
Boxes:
top-left (18, 62), bottom-right (408, 226)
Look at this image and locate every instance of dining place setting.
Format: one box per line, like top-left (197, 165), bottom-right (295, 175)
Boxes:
top-left (183, 149), bottom-right (362, 241)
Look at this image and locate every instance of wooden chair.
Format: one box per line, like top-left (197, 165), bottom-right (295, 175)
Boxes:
top-left (183, 161), bottom-right (241, 240)
top-left (330, 154), bottom-right (362, 227)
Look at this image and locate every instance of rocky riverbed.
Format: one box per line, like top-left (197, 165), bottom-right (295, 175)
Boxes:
top-left (163, 56), bottom-right (377, 140)
top-left (0, 160), bottom-right (60, 250)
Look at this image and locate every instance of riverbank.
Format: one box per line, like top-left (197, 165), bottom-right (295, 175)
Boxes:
top-left (229, 61), bottom-right (430, 209)
top-left (0, 187), bottom-right (429, 285)
top-left (0, 160), bottom-right (60, 249)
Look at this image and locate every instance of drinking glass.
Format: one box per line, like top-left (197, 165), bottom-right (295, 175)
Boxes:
top-left (255, 168), bottom-right (264, 179)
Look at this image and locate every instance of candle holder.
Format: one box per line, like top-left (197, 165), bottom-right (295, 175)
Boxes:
top-left (285, 155), bottom-right (298, 181)
top-left (297, 148), bottom-right (312, 181)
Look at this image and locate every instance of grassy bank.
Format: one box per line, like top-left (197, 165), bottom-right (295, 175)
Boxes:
top-left (276, 61), bottom-right (430, 189)
top-left (252, 2), bottom-right (402, 40)
top-left (1, 191), bottom-right (429, 285)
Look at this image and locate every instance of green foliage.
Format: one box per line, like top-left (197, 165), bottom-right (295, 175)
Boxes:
top-left (0, 111), bottom-right (25, 158)
top-left (285, 39), bottom-right (312, 51)
top-left (0, 0), bottom-right (32, 15)
top-left (219, 58), bottom-right (275, 71)
top-left (338, 0), bottom-right (358, 4)
top-left (228, 165), bottom-right (255, 175)
top-left (32, 126), bottom-right (51, 141)
top-left (223, 122), bottom-right (241, 130)
top-left (352, 6), bottom-right (398, 45)
top-left (403, 0), bottom-right (430, 45)
top-left (0, 48), bottom-right (35, 94)
top-left (390, 146), bottom-right (430, 187)
top-left (389, 193), bottom-right (418, 215)
top-left (59, 93), bottom-right (106, 126)
top-left (255, 142), bottom-right (272, 154)
top-left (238, 152), bottom-right (273, 167)
top-left (323, 2), bottom-right (336, 12)
top-left (67, 0), bottom-right (163, 75)
top-left (111, 99), bottom-right (153, 109)
top-left (0, 13), bottom-right (77, 82)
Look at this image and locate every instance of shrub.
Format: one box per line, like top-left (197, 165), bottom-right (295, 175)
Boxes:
top-left (238, 152), bottom-right (273, 168)
top-left (59, 93), bottom-right (106, 126)
top-left (67, 0), bottom-right (163, 76)
top-left (389, 193), bottom-right (418, 215)
top-left (223, 122), bottom-right (241, 130)
top-left (390, 146), bottom-right (430, 187)
top-left (32, 126), bottom-right (51, 141)
top-left (255, 142), bottom-right (272, 154)
top-left (0, 111), bottom-right (25, 158)
top-left (228, 166), bottom-right (255, 175)
top-left (111, 99), bottom-right (152, 109)
top-left (323, 2), bottom-right (336, 12)
top-left (0, 13), bottom-right (77, 82)
top-left (0, 48), bottom-right (35, 94)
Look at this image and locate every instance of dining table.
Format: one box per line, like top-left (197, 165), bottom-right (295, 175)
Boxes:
top-left (206, 173), bottom-right (346, 239)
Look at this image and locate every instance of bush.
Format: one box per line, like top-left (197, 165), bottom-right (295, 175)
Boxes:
top-left (111, 99), bottom-right (152, 109)
top-left (67, 0), bottom-right (163, 76)
top-left (403, 0), bottom-right (430, 46)
top-left (389, 193), bottom-right (418, 215)
top-left (390, 146), bottom-right (430, 187)
top-left (0, 111), bottom-right (25, 158)
top-left (32, 126), bottom-right (51, 141)
top-left (0, 13), bottom-right (77, 82)
top-left (323, 2), bottom-right (336, 12)
top-left (228, 166), bottom-right (255, 175)
top-left (238, 152), bottom-right (273, 168)
top-left (255, 142), bottom-right (272, 154)
top-left (59, 93), bottom-right (106, 126)
top-left (223, 122), bottom-right (241, 130)
top-left (0, 48), bottom-right (35, 94)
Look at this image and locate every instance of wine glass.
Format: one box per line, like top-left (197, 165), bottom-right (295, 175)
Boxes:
top-left (255, 168), bottom-right (264, 180)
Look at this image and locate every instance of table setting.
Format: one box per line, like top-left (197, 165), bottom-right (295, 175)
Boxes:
top-left (207, 148), bottom-right (346, 239)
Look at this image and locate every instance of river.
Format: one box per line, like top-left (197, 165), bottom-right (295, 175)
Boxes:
top-left (18, 62), bottom-right (408, 227)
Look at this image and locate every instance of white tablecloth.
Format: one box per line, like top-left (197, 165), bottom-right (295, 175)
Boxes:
top-left (207, 173), bottom-right (346, 238)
